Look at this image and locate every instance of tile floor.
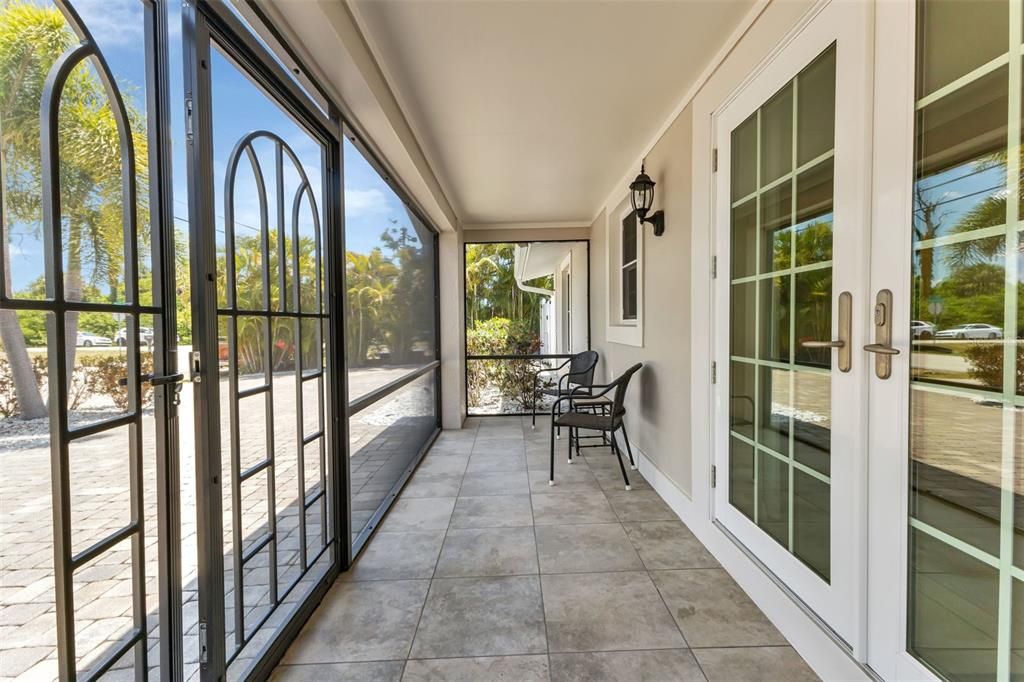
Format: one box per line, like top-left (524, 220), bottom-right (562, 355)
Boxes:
top-left (272, 416), bottom-right (818, 681)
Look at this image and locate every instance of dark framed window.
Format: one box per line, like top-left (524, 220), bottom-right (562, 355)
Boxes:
top-left (622, 211), bottom-right (638, 321)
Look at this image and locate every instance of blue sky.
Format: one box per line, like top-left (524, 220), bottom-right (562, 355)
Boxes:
top-left (5, 0), bottom-right (425, 296)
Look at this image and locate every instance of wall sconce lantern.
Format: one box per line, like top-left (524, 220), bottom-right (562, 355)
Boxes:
top-left (629, 161), bottom-right (664, 236)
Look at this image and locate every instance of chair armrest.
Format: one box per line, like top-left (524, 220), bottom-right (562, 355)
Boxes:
top-left (535, 358), bottom-right (570, 376)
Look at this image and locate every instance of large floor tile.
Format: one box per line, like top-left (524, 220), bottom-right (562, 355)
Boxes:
top-left (535, 523), bottom-right (644, 573)
top-left (651, 568), bottom-right (787, 648)
top-left (531, 491), bottom-right (617, 525)
top-left (449, 495), bottom-right (533, 529)
top-left (542, 571), bottom-right (685, 652)
top-left (428, 439), bottom-right (474, 456)
top-left (459, 470), bottom-right (530, 496)
top-left (549, 649), bottom-right (704, 682)
top-left (623, 521), bottom-right (719, 570)
top-left (379, 498), bottom-right (456, 532)
top-left (282, 580), bottom-right (429, 663)
top-left (605, 490), bottom-right (678, 522)
top-left (410, 576), bottom-right (546, 658)
top-left (592, 466), bottom-right (651, 492)
top-left (272, 660), bottom-right (405, 681)
top-left (529, 467), bottom-right (600, 494)
top-left (694, 646), bottom-right (818, 681)
top-left (471, 436), bottom-right (527, 453)
top-left (341, 531), bottom-right (445, 581)
top-left (402, 655), bottom-right (548, 681)
top-left (415, 455), bottom-right (470, 476)
top-left (434, 527), bottom-right (538, 577)
top-left (466, 451), bottom-right (527, 473)
top-left (402, 472), bottom-right (464, 499)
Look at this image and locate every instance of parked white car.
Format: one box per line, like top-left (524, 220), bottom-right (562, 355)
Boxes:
top-left (116, 326), bottom-right (154, 346)
top-left (935, 323), bottom-right (1003, 340)
top-left (76, 331), bottom-right (113, 347)
top-left (911, 320), bottom-right (935, 339)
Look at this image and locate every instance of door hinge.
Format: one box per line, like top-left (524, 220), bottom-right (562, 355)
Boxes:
top-left (712, 255), bottom-right (717, 279)
top-left (711, 465), bottom-right (717, 488)
top-left (711, 361), bottom-right (717, 384)
top-left (198, 622), bottom-right (208, 664)
top-left (712, 148), bottom-right (718, 172)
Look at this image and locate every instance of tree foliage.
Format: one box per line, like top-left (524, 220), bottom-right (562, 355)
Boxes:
top-left (1, 1), bottom-right (149, 418)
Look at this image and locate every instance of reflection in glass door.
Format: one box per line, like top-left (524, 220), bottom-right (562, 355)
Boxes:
top-left (727, 45), bottom-right (837, 582)
top-left (906, 0), bottom-right (1024, 678)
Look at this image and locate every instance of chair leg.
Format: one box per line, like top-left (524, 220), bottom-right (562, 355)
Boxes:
top-left (532, 383), bottom-right (538, 429)
top-left (574, 426), bottom-right (582, 460)
top-left (620, 423), bottom-right (637, 471)
top-left (610, 429), bottom-right (631, 491)
top-left (567, 426), bottom-right (573, 467)
top-left (549, 418), bottom-right (556, 486)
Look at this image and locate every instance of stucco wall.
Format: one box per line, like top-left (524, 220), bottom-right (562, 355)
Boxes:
top-left (590, 105), bottom-right (694, 495)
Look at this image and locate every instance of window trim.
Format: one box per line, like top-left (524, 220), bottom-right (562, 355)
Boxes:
top-left (606, 201), bottom-right (644, 347)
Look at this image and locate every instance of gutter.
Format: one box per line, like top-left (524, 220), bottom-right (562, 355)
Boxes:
top-left (513, 243), bottom-right (553, 298)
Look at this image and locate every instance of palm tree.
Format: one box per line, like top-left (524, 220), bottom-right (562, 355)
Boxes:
top-left (345, 249), bottom-right (396, 366)
top-left (0, 2), bottom-right (148, 417)
top-left (0, 2), bottom-right (70, 419)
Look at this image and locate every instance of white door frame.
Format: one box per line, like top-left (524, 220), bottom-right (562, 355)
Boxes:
top-left (863, 1), bottom-right (929, 678)
top-left (710, 0), bottom-right (875, 657)
top-left (558, 251), bottom-right (573, 353)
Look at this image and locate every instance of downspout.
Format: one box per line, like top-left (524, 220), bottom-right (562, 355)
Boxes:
top-left (514, 242), bottom-right (554, 298)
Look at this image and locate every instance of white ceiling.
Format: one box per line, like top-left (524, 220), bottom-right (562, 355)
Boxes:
top-left (349, 0), bottom-right (754, 227)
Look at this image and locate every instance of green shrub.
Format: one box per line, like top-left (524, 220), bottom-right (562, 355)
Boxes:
top-left (0, 351), bottom-right (155, 418)
top-left (466, 318), bottom-right (541, 409)
top-left (962, 342), bottom-right (1024, 393)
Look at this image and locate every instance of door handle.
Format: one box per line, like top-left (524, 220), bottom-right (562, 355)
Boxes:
top-left (144, 373), bottom-right (185, 406)
top-left (147, 373), bottom-right (185, 386)
top-left (800, 291), bottom-right (852, 372)
top-left (864, 289), bottom-right (897, 379)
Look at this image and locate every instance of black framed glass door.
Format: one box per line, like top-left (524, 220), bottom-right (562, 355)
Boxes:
top-left (181, 4), bottom-right (342, 678)
top-left (0, 0), bottom-right (185, 679)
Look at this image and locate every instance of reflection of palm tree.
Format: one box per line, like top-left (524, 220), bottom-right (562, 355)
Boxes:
top-left (913, 183), bottom-right (948, 305)
top-left (941, 149), bottom-right (1022, 271)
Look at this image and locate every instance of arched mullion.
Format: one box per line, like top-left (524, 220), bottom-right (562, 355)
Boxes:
top-left (40, 1), bottom-right (148, 676)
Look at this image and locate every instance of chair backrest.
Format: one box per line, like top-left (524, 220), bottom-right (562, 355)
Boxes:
top-left (609, 363), bottom-right (644, 418)
top-left (566, 350), bottom-right (599, 386)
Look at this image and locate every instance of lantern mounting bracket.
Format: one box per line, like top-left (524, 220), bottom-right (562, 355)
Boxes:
top-left (638, 210), bottom-right (664, 236)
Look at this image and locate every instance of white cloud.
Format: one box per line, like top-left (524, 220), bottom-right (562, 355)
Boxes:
top-left (73, 1), bottom-right (145, 49)
top-left (345, 188), bottom-right (389, 216)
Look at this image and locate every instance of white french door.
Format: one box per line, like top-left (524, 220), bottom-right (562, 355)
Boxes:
top-left (869, 0), bottom-right (1024, 680)
top-left (711, 0), bottom-right (874, 655)
top-left (714, 0), bottom-right (1024, 679)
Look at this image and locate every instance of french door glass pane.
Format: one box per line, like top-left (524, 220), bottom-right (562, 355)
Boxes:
top-left (908, 1), bottom-right (1024, 677)
top-left (728, 45), bottom-right (836, 583)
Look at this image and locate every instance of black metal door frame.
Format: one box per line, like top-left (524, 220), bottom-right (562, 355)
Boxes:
top-left (181, 2), bottom-right (346, 678)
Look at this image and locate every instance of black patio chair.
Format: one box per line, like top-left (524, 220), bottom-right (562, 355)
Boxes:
top-left (548, 362), bottom-right (643, 491)
top-left (531, 350), bottom-right (599, 430)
